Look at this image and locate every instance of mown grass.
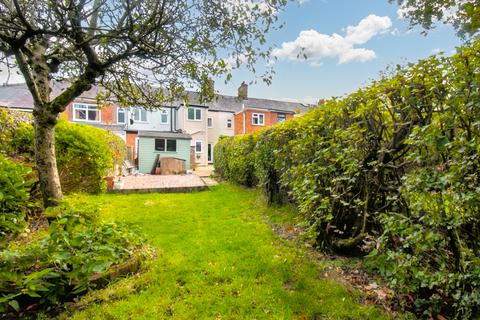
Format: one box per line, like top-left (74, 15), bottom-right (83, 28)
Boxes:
top-left (59, 184), bottom-right (393, 319)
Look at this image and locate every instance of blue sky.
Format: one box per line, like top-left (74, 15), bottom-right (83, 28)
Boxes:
top-left (215, 0), bottom-right (462, 104)
top-left (0, 1), bottom-right (462, 104)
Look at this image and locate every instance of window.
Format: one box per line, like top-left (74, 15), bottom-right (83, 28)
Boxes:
top-left (155, 139), bottom-right (165, 151)
top-left (133, 108), bottom-right (148, 122)
top-left (160, 109), bottom-right (169, 124)
top-left (277, 113), bottom-right (286, 123)
top-left (195, 140), bottom-right (203, 153)
top-left (166, 139), bottom-right (177, 152)
top-left (227, 119), bottom-right (232, 129)
top-left (73, 103), bottom-right (100, 122)
top-left (187, 107), bottom-right (202, 121)
top-left (252, 113), bottom-right (264, 125)
top-left (155, 139), bottom-right (177, 152)
top-left (117, 108), bottom-right (126, 124)
top-left (207, 117), bottom-right (213, 128)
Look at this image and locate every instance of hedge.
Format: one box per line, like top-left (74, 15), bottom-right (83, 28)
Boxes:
top-left (214, 39), bottom-right (480, 318)
top-left (1, 111), bottom-right (125, 194)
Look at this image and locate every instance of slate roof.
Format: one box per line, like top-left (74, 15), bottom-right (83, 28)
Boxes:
top-left (0, 82), bottom-right (101, 110)
top-left (0, 82), bottom-right (312, 114)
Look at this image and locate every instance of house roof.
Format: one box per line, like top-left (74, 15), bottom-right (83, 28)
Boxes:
top-left (0, 82), bottom-right (313, 114)
top-left (184, 91), bottom-right (310, 114)
top-left (138, 131), bottom-right (192, 140)
top-left (0, 82), bottom-right (102, 110)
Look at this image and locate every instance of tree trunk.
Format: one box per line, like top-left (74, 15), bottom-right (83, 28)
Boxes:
top-left (33, 114), bottom-right (63, 208)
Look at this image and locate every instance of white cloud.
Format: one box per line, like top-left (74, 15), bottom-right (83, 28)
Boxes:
top-left (271, 14), bottom-right (392, 65)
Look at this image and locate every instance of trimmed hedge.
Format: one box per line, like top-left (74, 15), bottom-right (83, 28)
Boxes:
top-left (2, 112), bottom-right (125, 194)
top-left (214, 39), bottom-right (480, 318)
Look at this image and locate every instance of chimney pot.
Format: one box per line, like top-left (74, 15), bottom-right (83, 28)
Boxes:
top-left (238, 81), bottom-right (248, 100)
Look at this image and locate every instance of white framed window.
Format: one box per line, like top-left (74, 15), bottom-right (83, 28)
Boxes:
top-left (159, 109), bottom-right (169, 124)
top-left (117, 107), bottom-right (126, 124)
top-left (252, 113), bottom-right (264, 126)
top-left (277, 113), bottom-right (286, 123)
top-left (73, 103), bottom-right (100, 122)
top-left (207, 117), bottom-right (213, 128)
top-left (155, 139), bottom-right (177, 152)
top-left (187, 107), bottom-right (202, 121)
top-left (227, 119), bottom-right (232, 129)
top-left (195, 140), bottom-right (203, 153)
top-left (133, 107), bottom-right (148, 122)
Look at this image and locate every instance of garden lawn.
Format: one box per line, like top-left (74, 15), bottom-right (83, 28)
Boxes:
top-left (61, 184), bottom-right (392, 320)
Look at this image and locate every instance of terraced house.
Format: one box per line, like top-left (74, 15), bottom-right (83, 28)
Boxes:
top-left (0, 82), bottom-right (311, 172)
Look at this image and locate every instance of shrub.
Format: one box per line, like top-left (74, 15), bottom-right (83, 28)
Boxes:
top-left (214, 134), bottom-right (258, 187)
top-left (7, 118), bottom-right (125, 194)
top-left (0, 154), bottom-right (34, 243)
top-left (0, 202), bottom-right (146, 315)
top-left (214, 39), bottom-right (480, 318)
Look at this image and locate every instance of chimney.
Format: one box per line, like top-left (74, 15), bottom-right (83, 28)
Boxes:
top-left (238, 81), bottom-right (248, 100)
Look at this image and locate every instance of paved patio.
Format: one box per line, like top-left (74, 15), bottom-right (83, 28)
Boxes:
top-left (111, 174), bottom-right (210, 194)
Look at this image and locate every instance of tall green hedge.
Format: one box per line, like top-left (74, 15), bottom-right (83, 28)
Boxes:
top-left (214, 39), bottom-right (480, 318)
top-left (2, 111), bottom-right (125, 194)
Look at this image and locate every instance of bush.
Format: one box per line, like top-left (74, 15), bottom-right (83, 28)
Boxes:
top-left (6, 117), bottom-right (125, 194)
top-left (214, 134), bottom-right (258, 187)
top-left (0, 202), bottom-right (146, 315)
top-left (0, 154), bottom-right (34, 243)
top-left (214, 39), bottom-right (480, 318)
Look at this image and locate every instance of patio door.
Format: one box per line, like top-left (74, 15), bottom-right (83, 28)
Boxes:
top-left (207, 143), bottom-right (213, 163)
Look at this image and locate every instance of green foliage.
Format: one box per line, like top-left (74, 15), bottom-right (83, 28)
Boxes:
top-left (214, 134), bottom-right (258, 187)
top-left (214, 39), bottom-right (480, 318)
top-left (390, 0), bottom-right (480, 37)
top-left (0, 202), bottom-right (144, 315)
top-left (4, 115), bottom-right (125, 194)
top-left (0, 154), bottom-right (34, 243)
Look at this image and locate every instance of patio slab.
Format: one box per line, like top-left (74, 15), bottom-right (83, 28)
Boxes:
top-left (110, 174), bottom-right (208, 194)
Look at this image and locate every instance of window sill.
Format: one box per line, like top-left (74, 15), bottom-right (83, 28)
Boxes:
top-left (73, 119), bottom-right (101, 123)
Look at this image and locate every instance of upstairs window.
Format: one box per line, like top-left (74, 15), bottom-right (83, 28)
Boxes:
top-left (277, 113), bottom-right (286, 123)
top-left (73, 103), bottom-right (100, 122)
top-left (227, 119), bottom-right (232, 129)
top-left (133, 108), bottom-right (148, 122)
top-left (252, 113), bottom-right (264, 125)
top-left (160, 109), bottom-right (169, 124)
top-left (207, 117), bottom-right (213, 128)
top-left (117, 108), bottom-right (126, 124)
top-left (187, 107), bottom-right (202, 121)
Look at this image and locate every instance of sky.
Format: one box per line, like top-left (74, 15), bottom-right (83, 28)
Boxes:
top-left (214, 0), bottom-right (462, 104)
top-left (0, 0), bottom-right (463, 104)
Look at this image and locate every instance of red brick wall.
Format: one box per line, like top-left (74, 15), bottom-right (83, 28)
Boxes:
top-left (234, 109), bottom-right (294, 135)
top-left (234, 113), bottom-right (244, 135)
top-left (126, 132), bottom-right (138, 159)
top-left (101, 103), bottom-right (115, 124)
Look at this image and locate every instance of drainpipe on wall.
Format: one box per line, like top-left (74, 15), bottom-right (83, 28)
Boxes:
top-left (242, 103), bottom-right (246, 134)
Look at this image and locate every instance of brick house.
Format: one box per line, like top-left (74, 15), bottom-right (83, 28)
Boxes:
top-left (0, 81), bottom-right (312, 169)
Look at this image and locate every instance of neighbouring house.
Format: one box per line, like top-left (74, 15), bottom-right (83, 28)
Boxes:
top-left (0, 81), bottom-right (312, 169)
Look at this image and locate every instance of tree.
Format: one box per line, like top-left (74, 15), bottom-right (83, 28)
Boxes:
top-left (0, 0), bottom-right (286, 207)
top-left (391, 0), bottom-right (480, 37)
